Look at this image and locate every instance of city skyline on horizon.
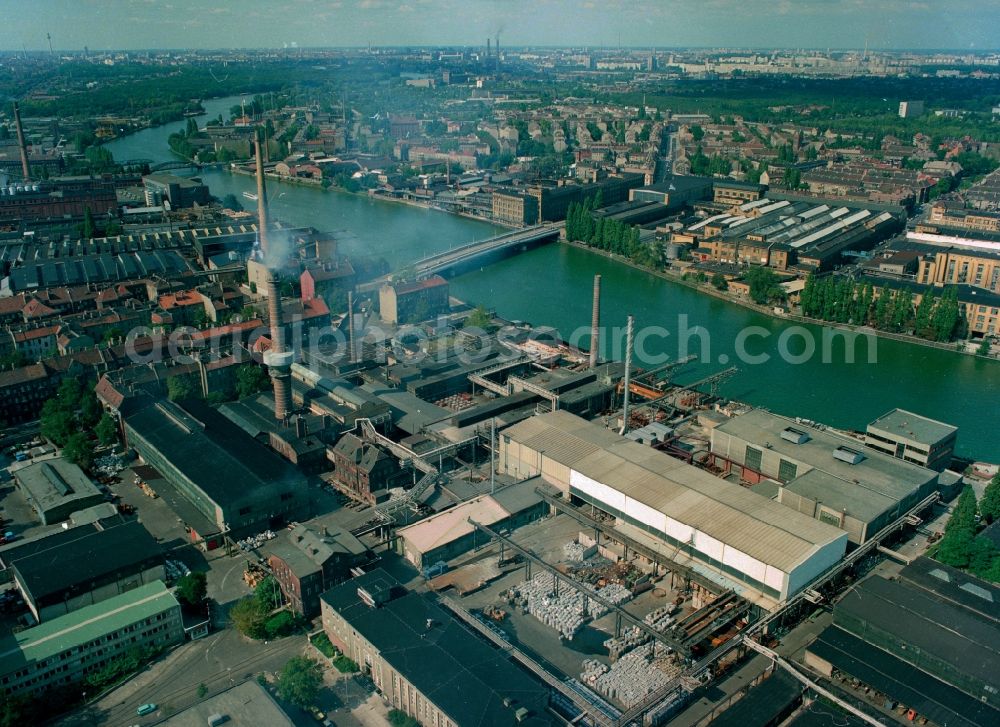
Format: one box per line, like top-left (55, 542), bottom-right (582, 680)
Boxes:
top-left (1, 0), bottom-right (998, 54)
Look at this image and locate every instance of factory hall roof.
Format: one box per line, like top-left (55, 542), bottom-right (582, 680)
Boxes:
top-left (397, 496), bottom-right (509, 554)
top-left (124, 397), bottom-right (305, 506)
top-left (809, 625), bottom-right (998, 727)
top-left (503, 411), bottom-right (845, 574)
top-left (835, 575), bottom-right (1000, 695)
top-left (322, 570), bottom-right (555, 727)
top-left (898, 556), bottom-right (999, 623)
top-left (713, 409), bottom-right (937, 508)
top-left (12, 458), bottom-right (102, 515)
top-left (11, 521), bottom-right (161, 603)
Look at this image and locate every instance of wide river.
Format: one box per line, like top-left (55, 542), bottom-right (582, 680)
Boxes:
top-left (107, 97), bottom-right (1000, 460)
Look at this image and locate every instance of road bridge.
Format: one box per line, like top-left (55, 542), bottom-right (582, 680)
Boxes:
top-left (361, 224), bottom-right (562, 292)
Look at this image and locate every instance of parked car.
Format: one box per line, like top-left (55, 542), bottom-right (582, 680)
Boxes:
top-left (136, 703), bottom-right (158, 716)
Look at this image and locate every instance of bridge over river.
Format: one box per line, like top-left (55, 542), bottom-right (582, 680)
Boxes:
top-left (359, 223), bottom-right (562, 291)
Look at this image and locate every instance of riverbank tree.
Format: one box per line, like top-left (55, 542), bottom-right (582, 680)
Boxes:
top-left (566, 199), bottom-right (643, 256)
top-left (800, 274), bottom-right (966, 342)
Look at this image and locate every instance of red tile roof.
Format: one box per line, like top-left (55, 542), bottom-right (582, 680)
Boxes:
top-left (21, 298), bottom-right (57, 319)
top-left (159, 290), bottom-right (203, 309)
top-left (0, 363), bottom-right (50, 388)
top-left (13, 325), bottom-right (60, 342)
top-left (392, 274), bottom-right (448, 295)
top-left (0, 294), bottom-right (27, 315)
top-left (94, 374), bottom-right (125, 409)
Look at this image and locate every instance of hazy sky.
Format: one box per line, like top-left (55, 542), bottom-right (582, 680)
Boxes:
top-left (2, 0), bottom-right (998, 52)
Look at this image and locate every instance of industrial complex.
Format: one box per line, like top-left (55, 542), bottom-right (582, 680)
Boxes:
top-left (0, 40), bottom-right (998, 727)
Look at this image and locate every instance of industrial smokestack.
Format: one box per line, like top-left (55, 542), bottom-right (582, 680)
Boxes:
top-left (486, 38), bottom-right (491, 58)
top-left (589, 274), bottom-right (601, 369)
top-left (346, 290), bottom-right (355, 363)
top-left (620, 315), bottom-right (634, 435)
top-left (255, 131), bottom-right (292, 421)
top-left (13, 102), bottom-right (30, 182)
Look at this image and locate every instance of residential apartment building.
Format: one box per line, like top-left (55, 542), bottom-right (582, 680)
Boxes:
top-left (0, 581), bottom-right (182, 699)
top-left (0, 362), bottom-right (61, 425)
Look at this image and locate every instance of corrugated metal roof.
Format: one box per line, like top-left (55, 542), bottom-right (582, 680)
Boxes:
top-left (502, 411), bottom-right (844, 573)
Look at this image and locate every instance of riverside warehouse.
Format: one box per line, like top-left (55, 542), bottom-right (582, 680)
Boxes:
top-left (497, 410), bottom-right (848, 608)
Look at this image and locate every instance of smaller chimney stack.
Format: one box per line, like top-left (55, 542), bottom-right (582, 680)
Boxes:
top-left (589, 274), bottom-right (601, 369)
top-left (13, 102), bottom-right (30, 182)
top-left (621, 315), bottom-right (634, 435)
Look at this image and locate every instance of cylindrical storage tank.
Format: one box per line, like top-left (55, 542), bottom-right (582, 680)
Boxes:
top-left (665, 243), bottom-right (682, 260)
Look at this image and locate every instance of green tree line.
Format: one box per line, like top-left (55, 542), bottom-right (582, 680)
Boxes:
top-left (800, 274), bottom-right (965, 342)
top-left (935, 478), bottom-right (1000, 583)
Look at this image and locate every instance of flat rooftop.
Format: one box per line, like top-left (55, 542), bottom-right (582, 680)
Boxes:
top-left (157, 680), bottom-right (294, 727)
top-left (835, 575), bottom-right (1000, 696)
top-left (809, 625), bottom-right (997, 727)
top-left (124, 398), bottom-right (306, 507)
top-left (13, 458), bottom-right (102, 515)
top-left (713, 409), bottom-right (938, 500)
top-left (867, 408), bottom-right (958, 445)
top-left (322, 570), bottom-right (556, 726)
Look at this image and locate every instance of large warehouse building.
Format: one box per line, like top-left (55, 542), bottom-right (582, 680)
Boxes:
top-left (709, 409), bottom-right (940, 544)
top-left (498, 411), bottom-right (848, 606)
top-left (806, 558), bottom-right (1000, 727)
top-left (123, 397), bottom-right (310, 543)
top-left (321, 569), bottom-right (556, 727)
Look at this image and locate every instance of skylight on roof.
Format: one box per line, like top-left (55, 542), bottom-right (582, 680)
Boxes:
top-left (929, 568), bottom-right (951, 583)
top-left (959, 582), bottom-right (994, 602)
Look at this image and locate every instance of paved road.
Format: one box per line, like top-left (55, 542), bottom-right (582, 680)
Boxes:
top-left (55, 628), bottom-right (306, 727)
